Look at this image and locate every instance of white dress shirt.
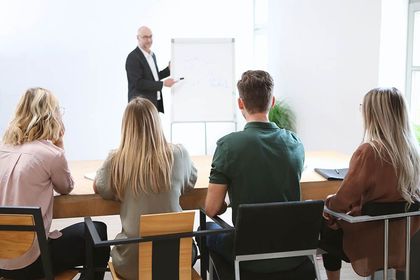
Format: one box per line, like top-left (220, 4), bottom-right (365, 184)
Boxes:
top-left (139, 47), bottom-right (161, 100)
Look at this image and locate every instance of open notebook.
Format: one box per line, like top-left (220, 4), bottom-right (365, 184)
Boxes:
top-left (314, 168), bottom-right (348, 180)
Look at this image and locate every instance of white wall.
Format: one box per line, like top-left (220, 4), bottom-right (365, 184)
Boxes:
top-left (378, 0), bottom-right (409, 91)
top-left (0, 0), bottom-right (253, 160)
top-left (0, 0), bottom-right (408, 159)
top-left (267, 0), bottom-right (382, 154)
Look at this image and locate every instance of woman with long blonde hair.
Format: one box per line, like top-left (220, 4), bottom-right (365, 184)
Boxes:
top-left (321, 87), bottom-right (420, 279)
top-left (0, 88), bottom-right (109, 280)
top-left (94, 97), bottom-right (197, 280)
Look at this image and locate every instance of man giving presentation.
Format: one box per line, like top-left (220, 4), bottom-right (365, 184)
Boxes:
top-left (125, 26), bottom-right (175, 113)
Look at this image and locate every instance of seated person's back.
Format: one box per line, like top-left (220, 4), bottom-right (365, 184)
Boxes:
top-left (211, 120), bottom-right (304, 221)
top-left (0, 88), bottom-right (109, 280)
top-left (94, 97), bottom-right (197, 280)
top-left (321, 87), bottom-right (420, 279)
top-left (205, 70), bottom-right (305, 273)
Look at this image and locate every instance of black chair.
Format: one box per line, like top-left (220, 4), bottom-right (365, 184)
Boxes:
top-left (205, 200), bottom-right (325, 280)
top-left (0, 206), bottom-right (79, 280)
top-left (85, 211), bottom-right (233, 280)
top-left (361, 201), bottom-right (420, 216)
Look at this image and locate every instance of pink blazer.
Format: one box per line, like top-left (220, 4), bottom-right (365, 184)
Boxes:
top-left (0, 140), bottom-right (74, 270)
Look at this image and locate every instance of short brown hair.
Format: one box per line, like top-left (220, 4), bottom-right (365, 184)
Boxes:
top-left (237, 70), bottom-right (273, 114)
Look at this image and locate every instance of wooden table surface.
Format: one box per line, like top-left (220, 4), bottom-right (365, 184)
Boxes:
top-left (53, 151), bottom-right (350, 218)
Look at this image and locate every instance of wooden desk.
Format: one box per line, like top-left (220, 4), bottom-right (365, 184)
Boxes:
top-left (53, 152), bottom-right (349, 218)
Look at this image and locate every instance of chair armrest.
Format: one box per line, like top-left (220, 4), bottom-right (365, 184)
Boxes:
top-left (85, 213), bottom-right (235, 280)
top-left (198, 208), bottom-right (235, 280)
top-left (324, 206), bottom-right (420, 224)
top-left (199, 208), bottom-right (234, 230)
top-left (84, 217), bottom-right (103, 245)
top-left (324, 204), bottom-right (420, 279)
top-left (85, 215), bottom-right (234, 248)
top-left (207, 215), bottom-right (234, 230)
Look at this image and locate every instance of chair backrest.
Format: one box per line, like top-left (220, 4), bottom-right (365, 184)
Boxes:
top-left (0, 206), bottom-right (54, 280)
top-left (234, 200), bottom-right (324, 256)
top-left (0, 213), bottom-right (36, 259)
top-left (362, 201), bottom-right (420, 216)
top-left (138, 211), bottom-right (195, 280)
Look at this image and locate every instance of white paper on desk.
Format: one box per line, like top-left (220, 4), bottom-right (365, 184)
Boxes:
top-left (84, 172), bottom-right (96, 181)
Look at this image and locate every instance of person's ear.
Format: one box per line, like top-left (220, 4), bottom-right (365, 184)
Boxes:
top-left (238, 98), bottom-right (245, 110)
top-left (271, 96), bottom-right (275, 108)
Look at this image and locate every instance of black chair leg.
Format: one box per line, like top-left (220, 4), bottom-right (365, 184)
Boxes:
top-left (209, 258), bottom-right (220, 280)
top-left (200, 210), bottom-right (209, 280)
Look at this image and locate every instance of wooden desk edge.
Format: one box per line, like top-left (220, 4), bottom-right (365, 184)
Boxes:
top-left (53, 188), bottom-right (208, 219)
top-left (53, 181), bottom-right (341, 219)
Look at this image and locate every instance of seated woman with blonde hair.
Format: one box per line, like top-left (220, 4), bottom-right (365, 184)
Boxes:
top-left (94, 97), bottom-right (197, 280)
top-left (0, 88), bottom-right (109, 280)
top-left (321, 87), bottom-right (420, 280)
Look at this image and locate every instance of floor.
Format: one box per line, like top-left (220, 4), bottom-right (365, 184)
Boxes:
top-left (51, 212), bottom-right (392, 280)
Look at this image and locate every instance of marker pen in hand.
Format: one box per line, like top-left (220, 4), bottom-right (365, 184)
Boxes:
top-left (175, 77), bottom-right (185, 82)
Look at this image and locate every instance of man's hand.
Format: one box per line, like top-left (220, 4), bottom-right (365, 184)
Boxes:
top-left (163, 78), bottom-right (176, 87)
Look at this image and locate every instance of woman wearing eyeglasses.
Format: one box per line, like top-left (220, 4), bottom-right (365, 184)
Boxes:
top-left (0, 88), bottom-right (109, 280)
top-left (321, 87), bottom-right (420, 279)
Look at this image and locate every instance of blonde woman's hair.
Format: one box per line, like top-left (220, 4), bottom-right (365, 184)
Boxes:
top-left (110, 97), bottom-right (174, 200)
top-left (362, 87), bottom-right (420, 203)
top-left (3, 87), bottom-right (63, 145)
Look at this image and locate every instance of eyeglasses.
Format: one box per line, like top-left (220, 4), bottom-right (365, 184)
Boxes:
top-left (139, 35), bottom-right (153, 40)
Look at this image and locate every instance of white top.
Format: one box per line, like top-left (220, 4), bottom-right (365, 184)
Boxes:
top-left (0, 140), bottom-right (74, 270)
top-left (139, 47), bottom-right (161, 100)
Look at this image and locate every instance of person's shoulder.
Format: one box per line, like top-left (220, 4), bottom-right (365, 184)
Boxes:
top-left (0, 142), bottom-right (11, 152)
top-left (172, 143), bottom-right (186, 157)
top-left (354, 142), bottom-right (375, 155)
top-left (103, 150), bottom-right (116, 165)
top-left (172, 143), bottom-right (194, 160)
top-left (351, 142), bottom-right (377, 163)
top-left (127, 47), bottom-right (141, 59)
top-left (17, 141), bottom-right (65, 168)
top-left (278, 128), bottom-right (303, 144)
top-left (215, 131), bottom-right (244, 146)
top-left (27, 140), bottom-right (63, 156)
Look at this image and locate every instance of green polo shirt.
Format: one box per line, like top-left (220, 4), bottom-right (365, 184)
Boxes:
top-left (209, 121), bottom-right (305, 273)
top-left (210, 121), bottom-right (305, 222)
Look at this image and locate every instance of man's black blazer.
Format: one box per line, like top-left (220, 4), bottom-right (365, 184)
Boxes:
top-left (125, 47), bottom-right (170, 113)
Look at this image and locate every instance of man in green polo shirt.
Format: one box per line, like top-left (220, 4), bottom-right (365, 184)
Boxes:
top-left (204, 70), bottom-right (305, 273)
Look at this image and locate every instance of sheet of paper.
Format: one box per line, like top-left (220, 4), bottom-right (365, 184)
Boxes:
top-left (84, 172), bottom-right (96, 181)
